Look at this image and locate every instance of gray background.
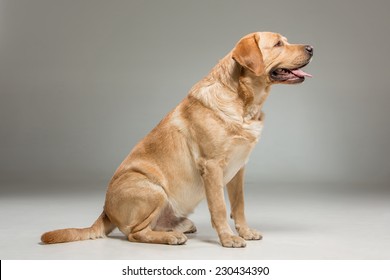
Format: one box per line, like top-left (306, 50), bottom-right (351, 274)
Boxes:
top-left (1, 0), bottom-right (390, 190)
top-left (1, 0), bottom-right (390, 259)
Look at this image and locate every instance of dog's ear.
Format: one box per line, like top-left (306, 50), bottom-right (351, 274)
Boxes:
top-left (232, 33), bottom-right (265, 76)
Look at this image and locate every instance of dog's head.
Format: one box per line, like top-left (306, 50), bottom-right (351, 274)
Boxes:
top-left (232, 32), bottom-right (313, 84)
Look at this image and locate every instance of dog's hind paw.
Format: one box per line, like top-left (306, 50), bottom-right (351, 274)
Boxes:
top-left (167, 232), bottom-right (188, 245)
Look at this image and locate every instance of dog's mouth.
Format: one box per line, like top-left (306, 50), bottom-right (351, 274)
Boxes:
top-left (270, 65), bottom-right (312, 84)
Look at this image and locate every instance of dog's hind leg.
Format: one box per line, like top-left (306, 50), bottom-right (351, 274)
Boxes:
top-left (175, 218), bottom-right (197, 234)
top-left (128, 227), bottom-right (187, 245)
top-left (105, 172), bottom-right (188, 245)
top-left (153, 205), bottom-right (197, 234)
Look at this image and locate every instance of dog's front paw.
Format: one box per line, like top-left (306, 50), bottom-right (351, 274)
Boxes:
top-left (238, 227), bottom-right (263, 240)
top-left (220, 234), bottom-right (247, 248)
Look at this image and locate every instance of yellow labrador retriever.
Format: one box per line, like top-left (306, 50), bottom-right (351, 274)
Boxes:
top-left (41, 32), bottom-right (313, 247)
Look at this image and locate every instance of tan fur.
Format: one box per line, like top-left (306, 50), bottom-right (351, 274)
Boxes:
top-left (41, 32), bottom-right (313, 247)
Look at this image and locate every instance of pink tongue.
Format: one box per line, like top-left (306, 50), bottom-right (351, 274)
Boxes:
top-left (291, 69), bottom-right (312, 78)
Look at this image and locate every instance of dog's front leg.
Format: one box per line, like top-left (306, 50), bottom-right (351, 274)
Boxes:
top-left (227, 168), bottom-right (262, 241)
top-left (200, 159), bottom-right (246, 248)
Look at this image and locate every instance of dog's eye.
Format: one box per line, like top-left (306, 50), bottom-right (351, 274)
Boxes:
top-left (274, 41), bottom-right (283, 47)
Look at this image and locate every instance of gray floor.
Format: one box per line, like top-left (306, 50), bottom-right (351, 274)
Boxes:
top-left (1, 184), bottom-right (389, 260)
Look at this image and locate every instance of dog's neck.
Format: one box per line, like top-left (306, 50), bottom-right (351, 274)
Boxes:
top-left (198, 53), bottom-right (271, 122)
top-left (237, 71), bottom-right (270, 122)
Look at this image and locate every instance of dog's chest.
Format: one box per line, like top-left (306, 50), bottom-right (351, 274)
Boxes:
top-left (223, 119), bottom-right (263, 184)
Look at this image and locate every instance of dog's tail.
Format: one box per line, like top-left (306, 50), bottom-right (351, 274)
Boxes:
top-left (41, 212), bottom-right (115, 244)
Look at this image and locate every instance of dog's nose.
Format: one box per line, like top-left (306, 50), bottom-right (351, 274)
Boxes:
top-left (305, 45), bottom-right (314, 56)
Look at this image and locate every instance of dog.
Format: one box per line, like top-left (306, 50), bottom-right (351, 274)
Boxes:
top-left (41, 32), bottom-right (313, 248)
